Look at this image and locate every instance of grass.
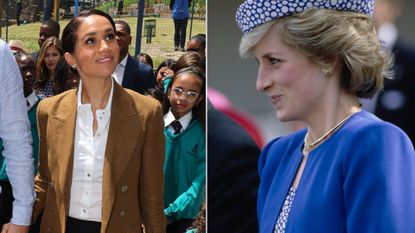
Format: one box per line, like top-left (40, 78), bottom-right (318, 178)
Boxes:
top-left (3, 16), bottom-right (205, 67)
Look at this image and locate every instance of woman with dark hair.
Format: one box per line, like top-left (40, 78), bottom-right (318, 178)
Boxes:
top-left (235, 0), bottom-right (415, 232)
top-left (31, 9), bottom-right (165, 233)
top-left (155, 58), bottom-right (176, 90)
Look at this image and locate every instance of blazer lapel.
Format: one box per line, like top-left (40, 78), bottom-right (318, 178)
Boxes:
top-left (101, 82), bottom-right (143, 227)
top-left (48, 90), bottom-right (77, 220)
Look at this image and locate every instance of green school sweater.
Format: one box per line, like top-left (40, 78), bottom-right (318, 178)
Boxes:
top-left (164, 118), bottom-right (206, 221)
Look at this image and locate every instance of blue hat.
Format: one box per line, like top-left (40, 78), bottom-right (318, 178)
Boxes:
top-left (236, 0), bottom-right (375, 34)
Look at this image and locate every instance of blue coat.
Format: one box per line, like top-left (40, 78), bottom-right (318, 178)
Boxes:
top-left (258, 110), bottom-right (415, 233)
top-left (122, 55), bottom-right (155, 95)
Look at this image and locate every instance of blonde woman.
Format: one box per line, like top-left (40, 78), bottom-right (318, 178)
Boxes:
top-left (235, 0), bottom-right (415, 232)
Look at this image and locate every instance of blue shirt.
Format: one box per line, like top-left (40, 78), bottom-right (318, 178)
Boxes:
top-left (0, 39), bottom-right (35, 225)
top-left (258, 110), bottom-right (415, 233)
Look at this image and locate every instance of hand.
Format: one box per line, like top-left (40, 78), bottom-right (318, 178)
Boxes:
top-left (163, 69), bottom-right (174, 78)
top-left (1, 223), bottom-right (29, 233)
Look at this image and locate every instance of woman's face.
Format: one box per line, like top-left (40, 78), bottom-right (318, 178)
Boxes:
top-left (168, 73), bottom-right (203, 119)
top-left (253, 30), bottom-right (329, 122)
top-left (44, 46), bottom-right (61, 73)
top-left (66, 15), bottom-right (119, 80)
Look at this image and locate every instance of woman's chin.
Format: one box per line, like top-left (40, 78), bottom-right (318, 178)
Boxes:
top-left (275, 110), bottom-right (290, 122)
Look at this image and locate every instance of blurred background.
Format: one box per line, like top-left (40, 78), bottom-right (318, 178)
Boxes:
top-left (208, 0), bottom-right (415, 146)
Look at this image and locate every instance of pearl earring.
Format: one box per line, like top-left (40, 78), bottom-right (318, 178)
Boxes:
top-left (71, 64), bottom-right (77, 69)
top-left (322, 68), bottom-right (332, 76)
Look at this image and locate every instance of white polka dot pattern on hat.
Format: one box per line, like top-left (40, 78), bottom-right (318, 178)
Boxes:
top-left (236, 0), bottom-right (374, 34)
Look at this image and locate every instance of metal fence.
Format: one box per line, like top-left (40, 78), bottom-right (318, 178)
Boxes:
top-left (0, 0), bottom-right (206, 67)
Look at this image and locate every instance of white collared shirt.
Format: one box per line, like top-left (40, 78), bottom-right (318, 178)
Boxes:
top-left (68, 79), bottom-right (114, 222)
top-left (25, 91), bottom-right (39, 111)
top-left (112, 55), bottom-right (128, 85)
top-left (164, 109), bottom-right (193, 134)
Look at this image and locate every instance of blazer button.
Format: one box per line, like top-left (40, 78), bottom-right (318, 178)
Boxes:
top-left (120, 209), bottom-right (126, 217)
top-left (121, 185), bottom-right (128, 192)
top-left (46, 227), bottom-right (52, 232)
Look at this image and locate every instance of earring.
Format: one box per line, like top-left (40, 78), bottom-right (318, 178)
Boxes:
top-left (322, 68), bottom-right (332, 76)
top-left (71, 64), bottom-right (77, 69)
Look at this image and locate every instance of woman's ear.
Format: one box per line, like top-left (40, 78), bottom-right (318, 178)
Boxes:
top-left (321, 55), bottom-right (340, 77)
top-left (64, 52), bottom-right (76, 68)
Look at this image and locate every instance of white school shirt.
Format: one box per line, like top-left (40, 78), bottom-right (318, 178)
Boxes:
top-left (68, 79), bottom-right (114, 222)
top-left (164, 109), bottom-right (192, 134)
top-left (26, 91), bottom-right (39, 111)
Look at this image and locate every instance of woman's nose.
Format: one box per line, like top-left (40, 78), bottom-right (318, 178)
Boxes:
top-left (256, 65), bottom-right (272, 92)
top-left (100, 40), bottom-right (111, 52)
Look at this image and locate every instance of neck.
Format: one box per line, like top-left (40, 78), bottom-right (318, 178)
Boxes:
top-left (81, 76), bottom-right (112, 111)
top-left (120, 53), bottom-right (128, 62)
top-left (24, 89), bottom-right (33, 98)
top-left (305, 92), bottom-right (360, 143)
top-left (48, 69), bottom-right (55, 80)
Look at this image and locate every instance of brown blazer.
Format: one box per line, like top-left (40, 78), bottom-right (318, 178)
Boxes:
top-left (33, 82), bottom-right (166, 233)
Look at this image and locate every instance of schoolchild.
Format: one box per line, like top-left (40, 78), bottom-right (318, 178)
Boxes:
top-left (163, 66), bottom-right (205, 233)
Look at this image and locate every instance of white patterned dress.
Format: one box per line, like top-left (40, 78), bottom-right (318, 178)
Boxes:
top-left (274, 187), bottom-right (296, 233)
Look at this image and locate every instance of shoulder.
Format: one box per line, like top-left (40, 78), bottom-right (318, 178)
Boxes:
top-left (208, 106), bottom-right (259, 151)
top-left (338, 110), bottom-right (414, 165)
top-left (127, 56), bottom-right (152, 72)
top-left (124, 55), bottom-right (140, 71)
top-left (342, 110), bottom-right (411, 145)
top-left (122, 87), bottom-right (161, 113)
top-left (37, 90), bottom-right (76, 116)
top-left (137, 59), bottom-right (153, 74)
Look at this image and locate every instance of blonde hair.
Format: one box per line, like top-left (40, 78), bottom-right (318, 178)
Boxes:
top-left (240, 8), bottom-right (393, 98)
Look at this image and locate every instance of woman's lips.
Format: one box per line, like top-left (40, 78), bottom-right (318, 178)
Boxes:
top-left (270, 94), bottom-right (282, 105)
top-left (96, 56), bottom-right (113, 64)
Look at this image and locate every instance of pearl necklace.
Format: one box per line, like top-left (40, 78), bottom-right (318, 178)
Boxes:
top-left (303, 108), bottom-right (361, 152)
